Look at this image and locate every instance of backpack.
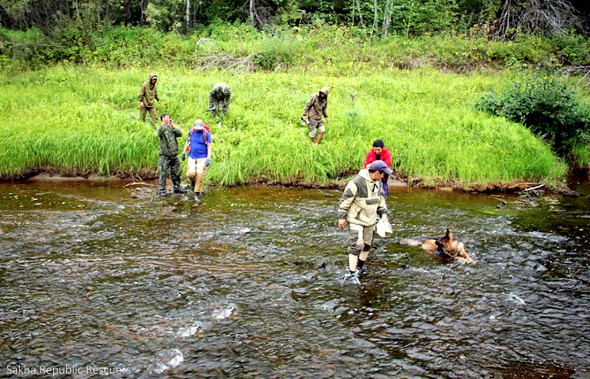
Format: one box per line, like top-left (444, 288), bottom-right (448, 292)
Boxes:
top-left (186, 124), bottom-right (211, 154)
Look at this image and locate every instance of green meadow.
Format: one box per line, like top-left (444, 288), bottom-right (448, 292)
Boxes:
top-left (0, 63), bottom-right (568, 188)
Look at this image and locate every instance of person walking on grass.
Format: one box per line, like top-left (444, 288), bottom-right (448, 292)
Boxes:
top-left (302, 86), bottom-right (330, 145)
top-left (157, 114), bottom-right (187, 196)
top-left (338, 160), bottom-right (391, 285)
top-left (209, 83), bottom-right (231, 126)
top-left (181, 120), bottom-right (212, 202)
top-left (364, 139), bottom-right (393, 199)
top-left (138, 73), bottom-right (160, 124)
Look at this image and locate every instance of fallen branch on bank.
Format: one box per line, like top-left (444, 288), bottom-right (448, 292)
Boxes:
top-left (523, 184), bottom-right (545, 192)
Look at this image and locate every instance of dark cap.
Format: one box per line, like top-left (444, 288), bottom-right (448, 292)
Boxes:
top-left (369, 160), bottom-right (392, 175)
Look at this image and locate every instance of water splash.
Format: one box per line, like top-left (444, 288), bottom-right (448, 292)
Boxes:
top-left (147, 348), bottom-right (184, 375)
top-left (506, 292), bottom-right (526, 306)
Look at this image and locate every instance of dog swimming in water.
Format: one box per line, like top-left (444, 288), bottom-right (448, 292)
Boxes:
top-left (399, 229), bottom-right (475, 264)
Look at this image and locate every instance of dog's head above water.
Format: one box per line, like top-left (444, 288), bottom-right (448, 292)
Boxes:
top-left (423, 229), bottom-right (475, 265)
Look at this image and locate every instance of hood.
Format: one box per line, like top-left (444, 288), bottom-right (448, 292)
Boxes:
top-left (319, 86), bottom-right (329, 96)
top-left (149, 73), bottom-right (158, 81)
top-left (358, 168), bottom-right (375, 182)
top-left (213, 83), bottom-right (230, 95)
top-left (358, 168), bottom-right (384, 184)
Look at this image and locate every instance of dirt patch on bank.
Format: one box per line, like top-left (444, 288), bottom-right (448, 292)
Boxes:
top-left (7, 171), bottom-right (582, 197)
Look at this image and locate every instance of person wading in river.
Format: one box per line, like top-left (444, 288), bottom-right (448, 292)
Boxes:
top-left (364, 139), bottom-right (393, 199)
top-left (338, 160), bottom-right (391, 285)
top-left (181, 119), bottom-right (212, 202)
top-left (156, 114), bottom-right (187, 196)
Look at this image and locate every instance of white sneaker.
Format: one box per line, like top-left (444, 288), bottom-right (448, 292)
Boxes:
top-left (341, 272), bottom-right (361, 286)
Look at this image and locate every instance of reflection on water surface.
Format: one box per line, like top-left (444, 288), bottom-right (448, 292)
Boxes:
top-left (1, 181), bottom-right (589, 378)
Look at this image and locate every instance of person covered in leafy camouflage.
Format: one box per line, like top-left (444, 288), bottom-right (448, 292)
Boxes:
top-left (138, 73), bottom-right (160, 123)
top-left (156, 114), bottom-right (187, 196)
top-left (208, 83), bottom-right (231, 119)
top-left (302, 86), bottom-right (330, 145)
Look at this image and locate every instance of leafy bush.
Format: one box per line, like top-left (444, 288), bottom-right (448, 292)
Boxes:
top-left (476, 74), bottom-right (590, 157)
top-left (549, 34), bottom-right (590, 66)
top-left (1, 24), bottom-right (588, 74)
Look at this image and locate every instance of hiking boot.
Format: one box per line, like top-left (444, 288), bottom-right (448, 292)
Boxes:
top-left (341, 272), bottom-right (361, 286)
top-left (193, 193), bottom-right (201, 202)
top-left (355, 267), bottom-right (368, 277)
top-left (173, 187), bottom-right (187, 194)
top-left (158, 190), bottom-right (168, 197)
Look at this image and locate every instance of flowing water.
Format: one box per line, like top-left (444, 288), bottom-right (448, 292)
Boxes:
top-left (1, 179), bottom-right (589, 379)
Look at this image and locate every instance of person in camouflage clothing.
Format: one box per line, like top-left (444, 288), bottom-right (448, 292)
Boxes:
top-left (208, 83), bottom-right (231, 119)
top-left (302, 86), bottom-right (330, 145)
top-left (138, 73), bottom-right (160, 123)
top-left (156, 114), bottom-right (187, 196)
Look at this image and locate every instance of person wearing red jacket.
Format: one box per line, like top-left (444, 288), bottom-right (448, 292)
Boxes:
top-left (364, 139), bottom-right (392, 199)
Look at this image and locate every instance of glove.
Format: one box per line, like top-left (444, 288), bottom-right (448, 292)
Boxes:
top-left (181, 153), bottom-right (186, 161)
top-left (205, 159), bottom-right (211, 167)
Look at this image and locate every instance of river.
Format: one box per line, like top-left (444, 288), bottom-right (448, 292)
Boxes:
top-left (1, 179), bottom-right (589, 378)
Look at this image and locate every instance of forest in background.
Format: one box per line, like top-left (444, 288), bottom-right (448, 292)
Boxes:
top-left (1, 0), bottom-right (590, 38)
top-left (2, 0), bottom-right (590, 71)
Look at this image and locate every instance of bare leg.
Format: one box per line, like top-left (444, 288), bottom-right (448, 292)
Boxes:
top-left (348, 254), bottom-right (358, 272)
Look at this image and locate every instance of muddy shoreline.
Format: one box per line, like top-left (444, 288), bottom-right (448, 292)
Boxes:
top-left (12, 170), bottom-right (585, 197)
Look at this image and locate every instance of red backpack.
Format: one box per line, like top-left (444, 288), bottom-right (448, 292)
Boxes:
top-left (186, 124), bottom-right (211, 154)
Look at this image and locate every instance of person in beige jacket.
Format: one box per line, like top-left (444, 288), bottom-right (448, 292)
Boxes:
top-left (338, 160), bottom-right (391, 285)
top-left (302, 86), bottom-right (329, 145)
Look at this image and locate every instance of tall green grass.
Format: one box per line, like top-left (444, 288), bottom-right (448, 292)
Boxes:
top-left (0, 65), bottom-right (568, 186)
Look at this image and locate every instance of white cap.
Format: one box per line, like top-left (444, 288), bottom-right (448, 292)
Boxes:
top-left (193, 119), bottom-right (204, 130)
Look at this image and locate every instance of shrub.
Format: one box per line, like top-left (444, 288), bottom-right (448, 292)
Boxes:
top-left (475, 74), bottom-right (590, 157)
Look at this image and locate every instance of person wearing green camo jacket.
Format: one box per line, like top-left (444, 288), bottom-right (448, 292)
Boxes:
top-left (208, 83), bottom-right (231, 124)
top-left (156, 114), bottom-right (187, 196)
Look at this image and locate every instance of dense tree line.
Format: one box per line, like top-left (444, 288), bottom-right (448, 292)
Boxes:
top-left (0, 0), bottom-right (588, 38)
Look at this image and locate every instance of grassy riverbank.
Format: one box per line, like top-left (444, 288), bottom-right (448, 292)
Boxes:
top-left (0, 64), bottom-right (569, 188)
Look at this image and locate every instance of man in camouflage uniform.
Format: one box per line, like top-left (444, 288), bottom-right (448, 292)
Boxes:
top-left (156, 114), bottom-right (187, 196)
top-left (138, 73), bottom-right (160, 123)
top-left (302, 86), bottom-right (330, 145)
top-left (209, 83), bottom-right (231, 119)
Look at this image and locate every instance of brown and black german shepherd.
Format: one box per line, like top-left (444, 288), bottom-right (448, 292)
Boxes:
top-left (400, 229), bottom-right (475, 264)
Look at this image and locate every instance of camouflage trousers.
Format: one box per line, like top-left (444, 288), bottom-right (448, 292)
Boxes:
top-left (140, 106), bottom-right (158, 123)
top-left (158, 155), bottom-right (181, 192)
top-left (210, 99), bottom-right (229, 118)
top-left (307, 118), bottom-right (325, 139)
top-left (347, 223), bottom-right (375, 256)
